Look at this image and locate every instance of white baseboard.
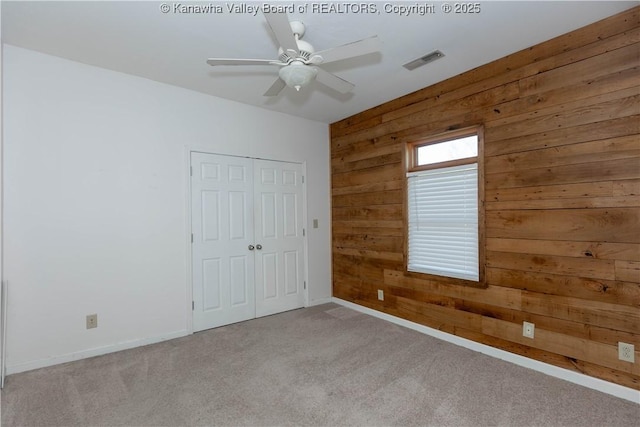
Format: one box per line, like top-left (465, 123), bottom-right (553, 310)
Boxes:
top-left (332, 298), bottom-right (640, 404)
top-left (6, 329), bottom-right (190, 375)
top-left (307, 296), bottom-right (333, 307)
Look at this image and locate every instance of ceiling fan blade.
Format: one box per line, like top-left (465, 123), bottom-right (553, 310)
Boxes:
top-left (315, 68), bottom-right (355, 94)
top-left (207, 58), bottom-right (278, 66)
top-left (314, 36), bottom-right (381, 64)
top-left (264, 78), bottom-right (286, 97)
top-left (263, 12), bottom-right (298, 53)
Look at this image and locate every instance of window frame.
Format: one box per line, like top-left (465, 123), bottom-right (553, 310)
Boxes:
top-left (405, 126), bottom-right (486, 288)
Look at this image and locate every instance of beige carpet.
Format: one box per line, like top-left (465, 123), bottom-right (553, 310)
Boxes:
top-left (1, 303), bottom-right (638, 426)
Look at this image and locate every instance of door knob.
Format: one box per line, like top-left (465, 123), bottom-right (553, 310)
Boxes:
top-left (256, 244), bottom-right (263, 250)
top-left (248, 245), bottom-right (255, 250)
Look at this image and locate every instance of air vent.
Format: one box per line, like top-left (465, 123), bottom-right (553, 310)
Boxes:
top-left (403, 50), bottom-right (445, 71)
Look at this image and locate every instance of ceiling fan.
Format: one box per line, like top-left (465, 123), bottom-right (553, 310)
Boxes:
top-left (206, 12), bottom-right (381, 96)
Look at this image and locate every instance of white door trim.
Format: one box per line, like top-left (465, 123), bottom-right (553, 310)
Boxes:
top-left (184, 147), bottom-right (309, 334)
top-left (301, 161), bottom-right (309, 308)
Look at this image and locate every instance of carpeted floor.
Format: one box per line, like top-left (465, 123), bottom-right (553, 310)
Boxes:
top-left (1, 303), bottom-right (638, 426)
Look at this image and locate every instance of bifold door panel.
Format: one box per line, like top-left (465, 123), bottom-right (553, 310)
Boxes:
top-left (191, 153), bottom-right (305, 332)
top-left (254, 159), bottom-right (305, 318)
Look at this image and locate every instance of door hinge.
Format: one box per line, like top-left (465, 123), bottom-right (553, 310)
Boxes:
top-left (303, 228), bottom-right (305, 236)
top-left (304, 281), bottom-right (306, 290)
top-left (191, 233), bottom-right (194, 243)
top-left (190, 166), bottom-right (193, 176)
top-left (302, 176), bottom-right (305, 184)
top-left (192, 301), bottom-right (195, 310)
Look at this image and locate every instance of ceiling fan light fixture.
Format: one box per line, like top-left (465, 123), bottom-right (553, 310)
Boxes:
top-left (279, 62), bottom-right (318, 91)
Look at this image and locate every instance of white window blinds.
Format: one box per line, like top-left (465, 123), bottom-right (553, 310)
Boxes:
top-left (407, 163), bottom-right (479, 281)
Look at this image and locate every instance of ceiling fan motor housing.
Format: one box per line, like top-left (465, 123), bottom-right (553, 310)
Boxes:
top-left (278, 38), bottom-right (314, 63)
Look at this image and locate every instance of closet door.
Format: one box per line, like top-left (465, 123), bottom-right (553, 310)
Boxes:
top-left (191, 152), bottom-right (255, 332)
top-left (254, 160), bottom-right (305, 317)
top-left (191, 153), bottom-right (306, 332)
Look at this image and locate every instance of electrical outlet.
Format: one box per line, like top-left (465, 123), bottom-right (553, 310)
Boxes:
top-left (523, 321), bottom-right (535, 339)
top-left (377, 289), bottom-right (384, 301)
top-left (618, 342), bottom-right (635, 363)
top-left (86, 314), bottom-right (98, 329)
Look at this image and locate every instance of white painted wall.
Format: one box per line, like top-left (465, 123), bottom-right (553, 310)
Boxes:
top-left (0, 4), bottom-right (5, 385)
top-left (2, 45), bottom-right (331, 373)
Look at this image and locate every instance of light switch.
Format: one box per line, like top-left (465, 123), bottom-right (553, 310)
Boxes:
top-left (313, 219), bottom-right (319, 228)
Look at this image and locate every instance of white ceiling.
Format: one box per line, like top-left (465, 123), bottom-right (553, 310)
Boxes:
top-left (2, 1), bottom-right (635, 124)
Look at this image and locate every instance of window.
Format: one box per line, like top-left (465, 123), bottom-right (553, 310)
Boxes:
top-left (406, 128), bottom-right (484, 284)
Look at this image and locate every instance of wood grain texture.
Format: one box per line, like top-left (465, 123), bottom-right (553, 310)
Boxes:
top-left (331, 7), bottom-right (640, 390)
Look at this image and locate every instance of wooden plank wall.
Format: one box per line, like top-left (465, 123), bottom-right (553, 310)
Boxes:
top-left (330, 7), bottom-right (640, 390)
